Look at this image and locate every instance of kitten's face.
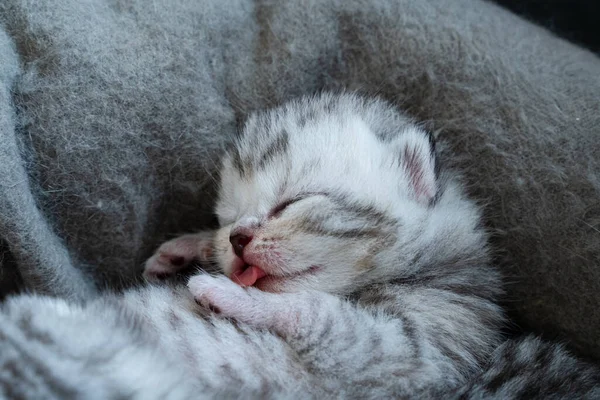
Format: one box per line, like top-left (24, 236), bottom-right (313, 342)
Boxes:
top-left (213, 94), bottom-right (446, 294)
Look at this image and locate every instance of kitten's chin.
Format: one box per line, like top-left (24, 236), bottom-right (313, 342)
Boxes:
top-left (254, 277), bottom-right (285, 293)
top-left (254, 276), bottom-right (302, 293)
top-left (254, 266), bottom-right (321, 293)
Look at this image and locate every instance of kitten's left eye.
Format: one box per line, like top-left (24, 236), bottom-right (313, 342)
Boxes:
top-left (270, 198), bottom-right (297, 218)
top-left (269, 192), bottom-right (328, 218)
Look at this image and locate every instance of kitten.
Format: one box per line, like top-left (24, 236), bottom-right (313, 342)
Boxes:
top-left (145, 92), bottom-right (600, 398)
top-left (147, 93), bottom-right (507, 397)
top-left (1, 93), bottom-right (598, 399)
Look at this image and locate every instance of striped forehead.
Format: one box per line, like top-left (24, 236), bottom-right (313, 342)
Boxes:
top-left (231, 112), bottom-right (380, 180)
top-left (231, 128), bottom-right (290, 178)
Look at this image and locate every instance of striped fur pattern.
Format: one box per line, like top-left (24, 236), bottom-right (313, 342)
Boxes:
top-left (2, 93), bottom-right (599, 398)
top-left (1, 285), bottom-right (316, 399)
top-left (453, 336), bottom-right (600, 399)
top-left (182, 93), bottom-right (506, 396)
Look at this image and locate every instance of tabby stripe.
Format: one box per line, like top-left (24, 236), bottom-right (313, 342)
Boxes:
top-left (231, 148), bottom-right (246, 177)
top-left (168, 309), bottom-right (182, 330)
top-left (396, 311), bottom-right (421, 360)
top-left (257, 130), bottom-right (289, 170)
top-left (301, 223), bottom-right (385, 239)
top-left (2, 329), bottom-right (78, 398)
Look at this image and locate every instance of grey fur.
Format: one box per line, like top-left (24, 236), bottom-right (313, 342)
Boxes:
top-left (0, 286), bottom-right (310, 399)
top-left (454, 336), bottom-right (600, 399)
top-left (2, 93), bottom-right (599, 399)
top-left (0, 29), bottom-right (95, 300)
top-left (0, 0), bottom-right (599, 365)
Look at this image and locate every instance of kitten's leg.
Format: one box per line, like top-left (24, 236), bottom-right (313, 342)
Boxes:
top-left (144, 231), bottom-right (215, 281)
top-left (188, 274), bottom-right (430, 395)
top-left (188, 274), bottom-right (500, 396)
top-left (188, 274), bottom-right (383, 342)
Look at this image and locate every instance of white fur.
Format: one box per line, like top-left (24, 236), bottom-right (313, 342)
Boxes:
top-left (143, 93), bottom-right (503, 397)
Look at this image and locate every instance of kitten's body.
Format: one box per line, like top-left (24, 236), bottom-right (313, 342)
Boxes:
top-left (0, 285), bottom-right (314, 399)
top-left (1, 93), bottom-right (599, 399)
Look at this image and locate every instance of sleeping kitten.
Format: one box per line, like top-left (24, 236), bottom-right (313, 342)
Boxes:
top-left (2, 93), bottom-right (598, 399)
top-left (145, 93), bottom-right (507, 397)
top-left (144, 93), bottom-right (599, 398)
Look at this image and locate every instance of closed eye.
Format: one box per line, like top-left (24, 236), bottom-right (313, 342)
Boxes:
top-left (269, 192), bottom-right (329, 218)
top-left (270, 198), bottom-right (297, 218)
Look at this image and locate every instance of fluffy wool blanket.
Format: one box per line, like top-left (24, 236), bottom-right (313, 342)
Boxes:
top-left (0, 0), bottom-right (599, 359)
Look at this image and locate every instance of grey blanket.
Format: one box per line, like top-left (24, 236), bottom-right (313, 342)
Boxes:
top-left (0, 0), bottom-right (599, 359)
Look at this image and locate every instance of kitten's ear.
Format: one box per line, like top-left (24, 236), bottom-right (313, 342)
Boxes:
top-left (394, 128), bottom-right (438, 205)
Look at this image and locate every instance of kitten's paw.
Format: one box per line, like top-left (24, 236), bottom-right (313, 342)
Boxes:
top-left (143, 232), bottom-right (214, 282)
top-left (188, 273), bottom-right (250, 313)
top-left (188, 274), bottom-right (268, 325)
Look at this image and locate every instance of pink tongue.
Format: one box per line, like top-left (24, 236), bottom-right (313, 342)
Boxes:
top-left (232, 266), bottom-right (267, 287)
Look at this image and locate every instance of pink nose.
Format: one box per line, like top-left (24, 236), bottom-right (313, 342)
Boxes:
top-left (229, 234), bottom-right (252, 259)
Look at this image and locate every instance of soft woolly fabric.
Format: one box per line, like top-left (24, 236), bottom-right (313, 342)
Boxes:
top-left (0, 0), bottom-right (599, 360)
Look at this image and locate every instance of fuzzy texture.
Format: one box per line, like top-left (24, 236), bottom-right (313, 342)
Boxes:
top-left (2, 94), bottom-right (599, 398)
top-left (0, 285), bottom-right (315, 399)
top-left (0, 28), bottom-right (95, 300)
top-left (453, 336), bottom-right (600, 399)
top-left (0, 0), bottom-right (599, 360)
top-left (150, 93), bottom-right (506, 397)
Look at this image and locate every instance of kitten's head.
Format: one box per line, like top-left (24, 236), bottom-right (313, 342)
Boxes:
top-left (213, 93), bottom-right (486, 294)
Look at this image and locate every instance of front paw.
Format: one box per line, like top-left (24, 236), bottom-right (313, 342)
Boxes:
top-left (143, 232), bottom-right (214, 282)
top-left (187, 274), bottom-right (270, 327)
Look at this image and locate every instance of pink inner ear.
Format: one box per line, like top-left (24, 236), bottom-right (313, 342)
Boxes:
top-left (403, 145), bottom-right (436, 204)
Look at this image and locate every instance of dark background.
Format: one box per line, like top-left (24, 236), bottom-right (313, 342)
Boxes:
top-left (492, 0), bottom-right (600, 54)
